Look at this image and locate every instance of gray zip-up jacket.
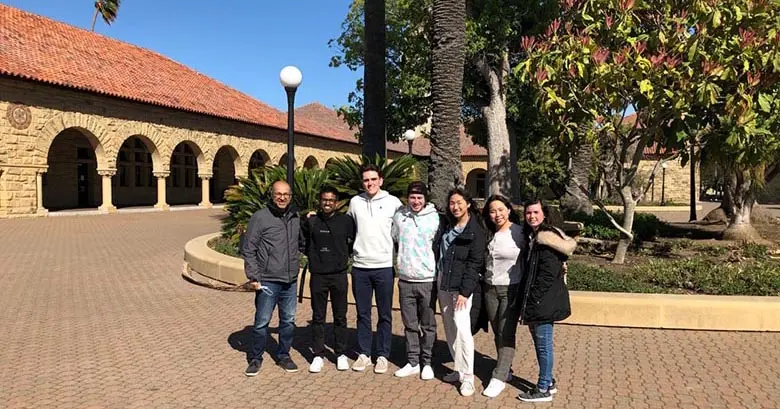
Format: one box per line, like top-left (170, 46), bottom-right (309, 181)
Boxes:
top-left (242, 205), bottom-right (301, 284)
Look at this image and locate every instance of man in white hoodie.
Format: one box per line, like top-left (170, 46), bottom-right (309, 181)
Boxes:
top-left (347, 164), bottom-right (403, 374)
top-left (391, 181), bottom-right (440, 380)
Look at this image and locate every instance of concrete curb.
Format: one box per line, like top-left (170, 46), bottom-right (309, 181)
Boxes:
top-left (564, 291), bottom-right (780, 332)
top-left (184, 233), bottom-right (780, 332)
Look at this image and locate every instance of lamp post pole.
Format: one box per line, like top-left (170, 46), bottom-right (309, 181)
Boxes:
top-left (279, 66), bottom-right (303, 184)
top-left (285, 88), bottom-right (296, 183)
top-left (661, 162), bottom-right (667, 206)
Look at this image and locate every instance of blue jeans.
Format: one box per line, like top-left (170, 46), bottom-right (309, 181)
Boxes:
top-left (529, 323), bottom-right (554, 391)
top-left (249, 281), bottom-right (297, 362)
top-left (352, 267), bottom-right (394, 358)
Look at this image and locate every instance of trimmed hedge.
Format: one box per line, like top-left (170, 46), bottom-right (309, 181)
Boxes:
top-left (568, 258), bottom-right (780, 296)
top-left (569, 211), bottom-right (665, 242)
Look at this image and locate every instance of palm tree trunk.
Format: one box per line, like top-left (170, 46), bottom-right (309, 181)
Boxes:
top-left (429, 0), bottom-right (466, 207)
top-left (91, 8), bottom-right (99, 31)
top-left (362, 0), bottom-right (386, 158)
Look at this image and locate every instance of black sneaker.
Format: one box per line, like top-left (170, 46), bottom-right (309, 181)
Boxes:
top-left (549, 378), bottom-right (558, 394)
top-left (277, 357), bottom-right (299, 373)
top-left (518, 387), bottom-right (552, 403)
top-left (245, 359), bottom-right (262, 377)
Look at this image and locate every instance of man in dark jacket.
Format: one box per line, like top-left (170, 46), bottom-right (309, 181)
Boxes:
top-left (242, 180), bottom-right (301, 377)
top-left (300, 186), bottom-right (355, 373)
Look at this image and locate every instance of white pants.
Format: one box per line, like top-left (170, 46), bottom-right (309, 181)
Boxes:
top-left (438, 290), bottom-right (474, 376)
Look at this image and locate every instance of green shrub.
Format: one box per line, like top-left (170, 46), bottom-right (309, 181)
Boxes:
top-left (568, 258), bottom-right (780, 296)
top-left (569, 210), bottom-right (664, 242)
top-left (210, 236), bottom-right (240, 257)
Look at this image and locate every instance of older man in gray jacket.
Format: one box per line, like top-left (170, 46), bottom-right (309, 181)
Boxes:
top-left (242, 180), bottom-right (301, 376)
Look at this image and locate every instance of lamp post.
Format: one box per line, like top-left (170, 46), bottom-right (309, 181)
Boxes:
top-left (661, 162), bottom-right (668, 206)
top-left (404, 129), bottom-right (416, 155)
top-left (279, 66), bottom-right (303, 184)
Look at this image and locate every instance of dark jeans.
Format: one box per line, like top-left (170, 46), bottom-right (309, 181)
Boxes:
top-left (398, 280), bottom-right (436, 366)
top-left (249, 280), bottom-right (297, 363)
top-left (310, 272), bottom-right (349, 357)
top-left (485, 283), bottom-right (521, 381)
top-left (352, 267), bottom-right (394, 358)
top-left (529, 323), bottom-right (555, 391)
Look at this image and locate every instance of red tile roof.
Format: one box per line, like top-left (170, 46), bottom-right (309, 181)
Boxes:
top-left (295, 102), bottom-right (487, 157)
top-left (0, 4), bottom-right (327, 134)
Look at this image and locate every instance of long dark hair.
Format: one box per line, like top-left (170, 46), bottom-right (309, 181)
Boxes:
top-left (445, 187), bottom-right (483, 229)
top-left (522, 197), bottom-right (554, 235)
top-left (482, 194), bottom-right (521, 233)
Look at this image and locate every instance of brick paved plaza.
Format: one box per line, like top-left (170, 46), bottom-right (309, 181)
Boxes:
top-left (0, 209), bottom-right (778, 408)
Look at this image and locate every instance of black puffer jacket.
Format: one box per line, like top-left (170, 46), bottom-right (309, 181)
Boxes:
top-left (518, 226), bottom-right (576, 324)
top-left (433, 215), bottom-right (486, 298)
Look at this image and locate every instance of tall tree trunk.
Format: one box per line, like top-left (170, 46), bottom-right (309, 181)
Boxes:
top-left (561, 140), bottom-right (594, 216)
top-left (362, 0), bottom-right (386, 158)
top-left (429, 0), bottom-right (466, 207)
top-left (722, 168), bottom-right (762, 242)
top-left (476, 54), bottom-right (513, 200)
top-left (91, 8), bottom-right (100, 31)
top-left (613, 187), bottom-right (637, 264)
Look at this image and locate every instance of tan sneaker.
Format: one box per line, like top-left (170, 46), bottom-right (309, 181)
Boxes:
top-left (374, 356), bottom-right (389, 374)
top-left (352, 354), bottom-right (371, 372)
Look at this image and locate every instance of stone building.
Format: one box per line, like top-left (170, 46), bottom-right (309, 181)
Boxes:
top-left (0, 5), bottom-right (490, 219)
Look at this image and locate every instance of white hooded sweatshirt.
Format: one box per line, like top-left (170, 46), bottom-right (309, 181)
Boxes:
top-left (347, 189), bottom-right (403, 269)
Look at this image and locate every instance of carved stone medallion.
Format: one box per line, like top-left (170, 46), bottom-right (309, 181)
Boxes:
top-left (6, 104), bottom-right (32, 130)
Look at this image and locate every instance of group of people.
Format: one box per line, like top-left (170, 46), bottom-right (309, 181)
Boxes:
top-left (240, 164), bottom-right (576, 403)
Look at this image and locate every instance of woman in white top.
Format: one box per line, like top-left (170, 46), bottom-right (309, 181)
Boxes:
top-left (480, 194), bottom-right (526, 398)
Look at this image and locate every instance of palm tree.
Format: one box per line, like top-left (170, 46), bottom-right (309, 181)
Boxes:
top-left (362, 0), bottom-right (386, 158)
top-left (428, 0), bottom-right (466, 207)
top-left (91, 0), bottom-right (121, 32)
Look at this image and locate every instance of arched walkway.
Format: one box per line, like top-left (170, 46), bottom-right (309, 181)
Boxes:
top-left (169, 141), bottom-right (203, 205)
top-left (278, 154), bottom-right (297, 169)
top-left (212, 146), bottom-right (240, 204)
top-left (114, 136), bottom-right (159, 208)
top-left (248, 150), bottom-right (270, 176)
top-left (466, 168), bottom-right (487, 200)
top-left (303, 156), bottom-right (319, 169)
top-left (43, 128), bottom-right (103, 210)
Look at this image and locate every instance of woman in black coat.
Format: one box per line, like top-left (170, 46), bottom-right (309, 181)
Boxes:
top-left (516, 199), bottom-right (576, 403)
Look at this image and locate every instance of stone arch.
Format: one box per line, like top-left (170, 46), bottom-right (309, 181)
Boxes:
top-left (43, 127), bottom-right (104, 210)
top-left (113, 135), bottom-right (162, 207)
top-left (325, 158), bottom-right (338, 169)
top-left (168, 141), bottom-right (205, 205)
top-left (114, 122), bottom-right (167, 172)
top-left (39, 112), bottom-right (108, 169)
top-left (248, 149), bottom-right (270, 175)
top-left (303, 156), bottom-right (320, 169)
top-left (212, 145), bottom-right (241, 204)
top-left (278, 154), bottom-right (297, 168)
top-left (466, 168), bottom-right (487, 199)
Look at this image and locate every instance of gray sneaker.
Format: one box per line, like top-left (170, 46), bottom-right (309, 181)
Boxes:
top-left (374, 356), bottom-right (389, 374)
top-left (352, 354), bottom-right (371, 372)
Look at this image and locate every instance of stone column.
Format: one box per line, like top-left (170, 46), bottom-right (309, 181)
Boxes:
top-left (36, 168), bottom-right (48, 215)
top-left (199, 173), bottom-right (212, 208)
top-left (97, 169), bottom-right (117, 213)
top-left (154, 172), bottom-right (170, 210)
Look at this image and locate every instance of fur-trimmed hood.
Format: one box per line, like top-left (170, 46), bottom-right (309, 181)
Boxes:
top-left (535, 227), bottom-right (576, 257)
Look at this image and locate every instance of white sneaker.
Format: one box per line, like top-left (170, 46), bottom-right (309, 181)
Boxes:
top-left (309, 356), bottom-right (324, 373)
top-left (482, 378), bottom-right (506, 398)
top-left (374, 356), bottom-right (389, 374)
top-left (394, 363), bottom-right (420, 378)
top-left (352, 354), bottom-right (371, 372)
top-left (420, 365), bottom-right (434, 380)
top-left (460, 379), bottom-right (475, 397)
top-left (443, 371), bottom-right (461, 383)
top-left (336, 355), bottom-right (349, 371)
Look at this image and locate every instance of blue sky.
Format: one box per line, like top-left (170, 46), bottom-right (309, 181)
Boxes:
top-left (6, 0), bottom-right (361, 112)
